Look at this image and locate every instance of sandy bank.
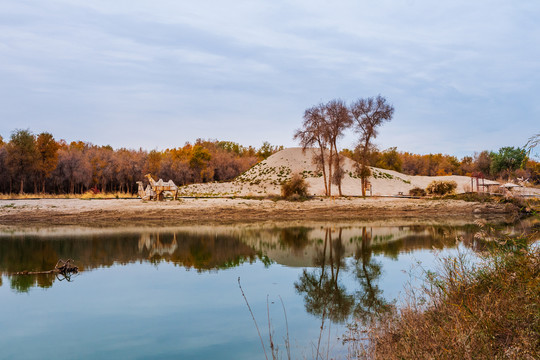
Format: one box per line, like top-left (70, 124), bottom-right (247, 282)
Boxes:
top-left (0, 197), bottom-right (518, 227)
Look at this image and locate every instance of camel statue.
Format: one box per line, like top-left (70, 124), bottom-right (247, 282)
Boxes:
top-left (136, 181), bottom-right (156, 200)
top-left (144, 174), bottom-right (178, 201)
top-left (138, 233), bottom-right (178, 258)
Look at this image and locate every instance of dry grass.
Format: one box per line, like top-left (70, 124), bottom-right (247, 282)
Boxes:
top-left (349, 230), bottom-right (540, 359)
top-left (0, 192), bottom-right (137, 200)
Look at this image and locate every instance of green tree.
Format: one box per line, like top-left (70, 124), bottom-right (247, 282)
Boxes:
top-left (256, 141), bottom-right (282, 160)
top-left (6, 129), bottom-right (37, 193)
top-left (490, 147), bottom-right (527, 178)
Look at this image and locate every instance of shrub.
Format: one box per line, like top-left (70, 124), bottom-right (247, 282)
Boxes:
top-left (281, 173), bottom-right (309, 200)
top-left (426, 180), bottom-right (457, 195)
top-left (409, 187), bottom-right (426, 196)
top-left (354, 240), bottom-right (540, 359)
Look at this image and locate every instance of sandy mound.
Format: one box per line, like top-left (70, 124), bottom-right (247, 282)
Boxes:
top-left (178, 148), bottom-right (490, 197)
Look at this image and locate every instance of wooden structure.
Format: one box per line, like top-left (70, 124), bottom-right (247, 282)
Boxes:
top-left (471, 173), bottom-right (499, 194)
top-left (137, 181), bottom-right (156, 201)
top-left (144, 174), bottom-right (179, 201)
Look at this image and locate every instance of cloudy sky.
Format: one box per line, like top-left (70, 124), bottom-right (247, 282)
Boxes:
top-left (1, 0), bottom-right (538, 157)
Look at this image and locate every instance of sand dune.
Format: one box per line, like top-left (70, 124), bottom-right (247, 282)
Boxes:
top-left (178, 147), bottom-right (499, 197)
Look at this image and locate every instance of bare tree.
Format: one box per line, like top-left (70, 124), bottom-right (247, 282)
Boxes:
top-left (351, 95), bottom-right (394, 196)
top-left (55, 146), bottom-right (91, 193)
top-left (294, 104), bottom-right (331, 196)
top-left (526, 133), bottom-right (540, 158)
top-left (326, 99), bottom-right (352, 196)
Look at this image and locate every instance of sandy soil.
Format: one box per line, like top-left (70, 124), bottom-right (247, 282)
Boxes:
top-left (0, 197), bottom-right (518, 228)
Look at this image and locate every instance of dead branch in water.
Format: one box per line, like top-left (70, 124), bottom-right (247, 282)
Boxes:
top-left (11, 259), bottom-right (79, 276)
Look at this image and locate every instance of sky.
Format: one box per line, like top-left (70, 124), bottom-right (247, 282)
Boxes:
top-left (0, 0), bottom-right (538, 158)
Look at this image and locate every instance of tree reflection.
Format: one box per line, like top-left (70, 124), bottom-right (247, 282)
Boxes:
top-left (352, 228), bottom-right (392, 324)
top-left (295, 228), bottom-right (354, 323)
top-left (279, 227), bottom-right (311, 254)
top-left (0, 230), bottom-right (262, 292)
top-left (295, 227), bottom-right (391, 326)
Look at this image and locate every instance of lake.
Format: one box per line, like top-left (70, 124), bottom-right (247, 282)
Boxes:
top-left (0, 219), bottom-right (535, 359)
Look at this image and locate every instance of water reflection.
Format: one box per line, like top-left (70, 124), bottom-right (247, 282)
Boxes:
top-left (0, 220), bottom-right (535, 294)
top-left (352, 245), bottom-right (391, 325)
top-left (295, 228), bottom-right (392, 326)
top-left (295, 228), bottom-right (354, 323)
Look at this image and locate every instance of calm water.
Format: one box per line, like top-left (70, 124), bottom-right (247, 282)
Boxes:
top-left (0, 220), bottom-right (534, 359)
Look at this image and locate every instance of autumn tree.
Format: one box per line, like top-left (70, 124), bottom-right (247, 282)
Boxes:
top-left (189, 144), bottom-right (212, 182)
top-left (6, 129), bottom-right (38, 194)
top-left (87, 145), bottom-right (115, 192)
top-left (54, 145), bottom-right (91, 193)
top-left (35, 132), bottom-right (59, 193)
top-left (146, 150), bottom-right (162, 178)
top-left (0, 143), bottom-right (8, 193)
top-left (350, 95), bottom-right (394, 196)
top-left (376, 147), bottom-right (402, 172)
top-left (294, 104), bottom-right (331, 196)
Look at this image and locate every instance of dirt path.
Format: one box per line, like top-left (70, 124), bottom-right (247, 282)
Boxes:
top-left (0, 197), bottom-right (518, 227)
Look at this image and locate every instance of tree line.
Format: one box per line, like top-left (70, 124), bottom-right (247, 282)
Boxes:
top-left (1, 123), bottom-right (537, 195)
top-left (0, 129), bottom-right (282, 194)
top-left (347, 145), bottom-right (539, 183)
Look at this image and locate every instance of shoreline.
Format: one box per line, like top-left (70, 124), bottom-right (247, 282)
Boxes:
top-left (0, 197), bottom-right (519, 227)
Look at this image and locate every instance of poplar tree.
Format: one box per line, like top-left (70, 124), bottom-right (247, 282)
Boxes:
top-left (294, 104), bottom-right (330, 196)
top-left (351, 95), bottom-right (394, 197)
top-left (326, 99), bottom-right (352, 196)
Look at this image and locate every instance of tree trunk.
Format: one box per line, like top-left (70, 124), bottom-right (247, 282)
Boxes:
top-left (334, 228), bottom-right (342, 284)
top-left (360, 137), bottom-right (371, 197)
top-left (19, 179), bottom-right (24, 194)
top-left (329, 229), bottom-right (334, 281)
top-left (334, 141), bottom-right (343, 197)
top-left (328, 149), bottom-right (333, 197)
top-left (319, 229), bottom-right (329, 287)
top-left (318, 147), bottom-right (328, 196)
